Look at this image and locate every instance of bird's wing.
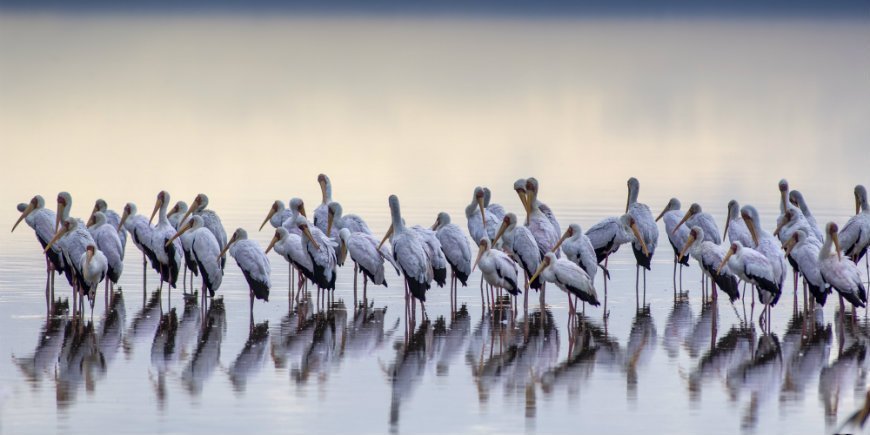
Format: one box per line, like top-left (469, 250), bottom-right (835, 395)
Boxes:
top-left (344, 214), bottom-right (372, 235)
top-left (436, 224), bottom-right (472, 276)
top-left (232, 240), bottom-right (271, 287)
top-left (512, 226), bottom-right (542, 276)
top-left (585, 217), bottom-right (619, 250)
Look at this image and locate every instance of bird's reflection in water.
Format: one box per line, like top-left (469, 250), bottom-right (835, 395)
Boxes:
top-left (541, 314), bottom-right (621, 401)
top-left (343, 301), bottom-right (396, 361)
top-left (819, 313), bottom-right (870, 426)
top-left (726, 333), bottom-right (783, 431)
top-left (13, 299), bottom-right (69, 386)
top-left (466, 309), bottom-right (559, 419)
top-left (687, 325), bottom-right (755, 404)
top-left (663, 295), bottom-right (693, 360)
top-left (229, 321), bottom-right (270, 394)
top-left (780, 308), bottom-right (830, 405)
top-left (271, 297), bottom-right (316, 370)
top-left (97, 292), bottom-right (125, 370)
top-left (151, 307), bottom-right (179, 408)
top-left (55, 320), bottom-right (105, 409)
top-left (625, 307), bottom-right (657, 402)
top-left (388, 319), bottom-right (432, 435)
top-left (683, 300), bottom-right (718, 359)
top-left (292, 301), bottom-right (347, 386)
top-left (123, 290), bottom-right (163, 358)
top-left (432, 306), bottom-right (470, 376)
top-left (181, 298), bottom-right (226, 396)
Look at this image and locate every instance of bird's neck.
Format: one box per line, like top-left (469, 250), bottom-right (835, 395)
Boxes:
top-left (391, 206), bottom-right (405, 232)
top-left (819, 235), bottom-right (835, 261)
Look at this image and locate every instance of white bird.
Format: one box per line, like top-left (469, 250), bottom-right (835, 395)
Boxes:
top-left (220, 228), bottom-right (271, 307)
top-left (118, 202), bottom-right (159, 283)
top-left (552, 223), bottom-right (600, 285)
top-left (819, 222), bottom-right (867, 310)
top-left (148, 191), bottom-right (184, 291)
top-left (465, 186), bottom-right (499, 244)
top-left (839, 185), bottom-right (870, 263)
top-left (167, 215), bottom-right (223, 298)
top-left (524, 178), bottom-right (560, 237)
top-left (481, 187), bottom-right (508, 233)
top-left (525, 178), bottom-right (561, 258)
top-left (168, 201), bottom-right (198, 288)
top-left (678, 226), bottom-right (739, 302)
top-left (313, 173), bottom-right (339, 238)
top-left (492, 212), bottom-right (543, 291)
top-left (86, 211), bottom-right (123, 289)
top-left (788, 190), bottom-right (824, 242)
top-left (718, 241), bottom-right (781, 325)
top-left (181, 193), bottom-right (228, 269)
top-left (674, 203), bottom-right (721, 244)
top-left (625, 177), bottom-right (658, 271)
top-left (79, 244), bottom-right (108, 314)
top-left (259, 200), bottom-right (292, 232)
top-left (472, 238), bottom-right (520, 297)
top-left (294, 215), bottom-right (337, 291)
top-left (741, 205), bottom-right (786, 291)
top-left (54, 192), bottom-right (85, 230)
top-left (783, 229), bottom-right (830, 305)
top-left (723, 199), bottom-right (754, 248)
top-left (44, 217), bottom-right (97, 315)
top-left (411, 225), bottom-right (448, 288)
top-left (265, 227), bottom-right (316, 294)
top-left (380, 195), bottom-right (432, 311)
top-left (89, 199), bottom-right (127, 254)
top-left (168, 201), bottom-right (189, 230)
top-left (327, 201), bottom-right (371, 236)
top-left (587, 214), bottom-right (648, 264)
top-left (12, 195), bottom-right (65, 286)
top-left (655, 198), bottom-right (691, 287)
top-left (432, 212), bottom-right (471, 287)
top-left (432, 212), bottom-right (471, 310)
top-left (338, 228), bottom-right (398, 295)
top-left (529, 252), bottom-right (599, 318)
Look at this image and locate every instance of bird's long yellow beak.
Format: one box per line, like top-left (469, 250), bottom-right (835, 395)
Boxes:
top-left (856, 194), bottom-right (861, 216)
top-left (430, 218), bottom-right (439, 231)
top-left (319, 179), bottom-right (328, 204)
top-left (12, 202), bottom-right (35, 232)
top-left (218, 239), bottom-right (234, 259)
top-left (55, 203), bottom-right (64, 231)
top-left (44, 226), bottom-right (69, 252)
top-left (265, 232), bottom-right (280, 254)
top-left (833, 232), bottom-right (843, 261)
top-left (471, 244), bottom-right (485, 273)
top-left (149, 197), bottom-right (162, 224)
top-left (745, 217), bottom-right (759, 246)
top-left (259, 206), bottom-right (276, 231)
top-left (673, 209), bottom-right (693, 234)
top-left (299, 204), bottom-right (307, 217)
top-left (655, 207), bottom-right (667, 222)
top-left (552, 229), bottom-right (571, 254)
top-left (326, 211), bottom-right (334, 236)
top-left (378, 225), bottom-right (394, 250)
top-left (529, 259), bottom-right (549, 284)
top-left (86, 214), bottom-right (96, 228)
top-left (515, 190), bottom-right (528, 212)
top-left (784, 237), bottom-right (797, 257)
top-left (716, 250), bottom-right (733, 274)
top-left (88, 204), bottom-right (99, 225)
top-left (86, 249), bottom-right (94, 265)
top-left (630, 222), bottom-right (650, 256)
top-left (180, 198), bottom-right (197, 224)
top-left (302, 226), bottom-right (320, 250)
top-left (678, 234), bottom-right (695, 261)
top-left (492, 220), bottom-right (509, 247)
top-left (118, 210), bottom-right (129, 232)
top-left (477, 197), bottom-right (486, 231)
top-left (166, 222), bottom-right (192, 247)
top-left (722, 214), bottom-right (730, 241)
top-left (773, 219), bottom-right (785, 238)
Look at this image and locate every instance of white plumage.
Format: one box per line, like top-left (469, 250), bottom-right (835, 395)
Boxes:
top-left (675, 203), bottom-right (720, 244)
top-left (339, 228), bottom-right (397, 287)
top-left (119, 202), bottom-right (158, 272)
top-left (656, 198), bottom-right (691, 267)
top-left (531, 252), bottom-right (599, 306)
top-left (313, 173), bottom-right (339, 238)
top-left (86, 211), bottom-right (124, 284)
top-left (680, 226), bottom-right (739, 302)
top-left (819, 222), bottom-right (867, 308)
top-left (788, 190), bottom-right (825, 242)
top-left (259, 200), bottom-right (292, 231)
top-left (586, 214), bottom-right (642, 263)
top-left (12, 195), bottom-right (65, 273)
top-left (838, 185), bottom-right (870, 262)
top-left (327, 201), bottom-right (371, 235)
top-left (149, 191), bottom-right (184, 289)
top-left (432, 212), bottom-right (471, 286)
top-left (91, 199), bottom-right (127, 255)
top-left (171, 215), bottom-right (223, 296)
top-left (79, 245), bottom-right (108, 305)
top-left (481, 187), bottom-right (507, 239)
top-left (556, 223), bottom-right (599, 284)
top-left (266, 227), bottom-right (315, 285)
top-left (784, 229), bottom-right (829, 305)
top-left (294, 215), bottom-right (337, 290)
top-left (720, 241), bottom-right (780, 306)
top-left (742, 205), bottom-right (786, 290)
top-left (184, 193), bottom-right (228, 269)
top-left (724, 200), bottom-right (754, 249)
top-left (412, 225), bottom-right (448, 288)
top-left (625, 177), bottom-right (658, 269)
top-left (525, 178), bottom-right (560, 258)
top-left (493, 212), bottom-right (542, 290)
top-left (385, 195), bottom-right (432, 302)
top-left (465, 186), bottom-right (489, 245)
top-left (223, 228), bottom-right (271, 302)
top-left (473, 238), bottom-right (520, 295)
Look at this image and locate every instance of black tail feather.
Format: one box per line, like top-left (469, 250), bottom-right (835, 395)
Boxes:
top-left (632, 245), bottom-right (652, 270)
top-left (453, 266), bottom-right (469, 286)
top-left (566, 284), bottom-right (600, 306)
top-left (406, 276), bottom-right (429, 302)
top-left (807, 282), bottom-right (830, 306)
top-left (241, 268), bottom-right (270, 302)
top-left (434, 267), bottom-right (447, 288)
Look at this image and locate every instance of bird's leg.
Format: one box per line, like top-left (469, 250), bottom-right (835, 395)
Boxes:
top-left (679, 263), bottom-right (683, 293)
top-left (643, 268), bottom-right (647, 307)
top-left (421, 301), bottom-right (427, 321)
top-left (250, 288), bottom-right (254, 328)
top-left (353, 263), bottom-right (358, 306)
top-left (635, 265), bottom-right (640, 309)
top-left (364, 275), bottom-right (368, 303)
top-left (712, 280), bottom-right (718, 302)
top-left (480, 275), bottom-right (485, 312)
top-left (673, 258), bottom-right (677, 297)
top-left (182, 266), bottom-right (187, 293)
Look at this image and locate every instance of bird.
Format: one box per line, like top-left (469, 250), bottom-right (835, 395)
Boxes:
top-left (167, 201), bottom-right (189, 230)
top-left (12, 195), bottom-right (64, 297)
top-left (313, 173), bottom-right (339, 238)
top-left (525, 178), bottom-right (561, 258)
top-left (54, 192), bottom-right (85, 230)
top-left (118, 202), bottom-right (159, 286)
top-left (529, 252), bottom-right (599, 320)
top-left (492, 212), bottom-right (543, 291)
top-left (552, 223), bottom-right (600, 285)
top-left (838, 185), bottom-right (870, 264)
top-left (294, 215), bottom-right (337, 294)
top-left (673, 203), bottom-right (721, 244)
top-left (819, 222), bottom-right (867, 314)
top-left (89, 199), bottom-right (127, 254)
top-left (167, 215), bottom-right (223, 299)
top-left (625, 177), bottom-right (658, 305)
top-left (464, 186), bottom-right (489, 245)
top-left (655, 198), bottom-right (690, 289)
top-left (723, 199), bottom-right (754, 248)
top-left (327, 201), bottom-right (371, 236)
top-left (220, 228), bottom-right (271, 317)
top-left (741, 205), bottom-right (787, 291)
top-left (265, 227), bottom-right (315, 299)
top-left (167, 201), bottom-right (198, 290)
top-left (783, 229), bottom-right (830, 305)
top-left (481, 187), bottom-right (507, 232)
top-left (380, 195), bottom-right (432, 318)
top-left (432, 212), bottom-right (471, 310)
top-left (524, 178), bottom-right (560, 237)
top-left (44, 217), bottom-right (97, 316)
top-left (78, 244), bottom-right (108, 317)
top-left (585, 213), bottom-right (647, 314)
top-left (181, 193), bottom-right (228, 269)
top-left (338, 228), bottom-right (398, 300)
top-left (472, 238), bottom-right (520, 303)
top-left (259, 200), bottom-right (292, 231)
top-left (788, 190), bottom-right (824, 242)
top-left (409, 225), bottom-right (447, 289)
top-left (718, 241), bottom-right (781, 328)
top-left (148, 191), bottom-right (183, 292)
top-left (86, 211), bottom-right (123, 296)
top-left (678, 226), bottom-right (739, 302)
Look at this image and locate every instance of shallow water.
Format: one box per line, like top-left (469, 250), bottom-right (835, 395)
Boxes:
top-left (2, 14), bottom-right (870, 435)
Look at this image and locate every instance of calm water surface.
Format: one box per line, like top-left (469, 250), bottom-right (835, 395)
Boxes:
top-left (1, 14), bottom-right (870, 435)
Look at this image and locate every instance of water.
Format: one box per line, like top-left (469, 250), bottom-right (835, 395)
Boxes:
top-left (1, 14), bottom-right (870, 435)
